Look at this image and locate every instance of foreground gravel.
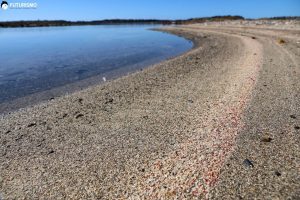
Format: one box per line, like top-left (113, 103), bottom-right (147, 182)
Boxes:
top-left (0, 24), bottom-right (299, 199)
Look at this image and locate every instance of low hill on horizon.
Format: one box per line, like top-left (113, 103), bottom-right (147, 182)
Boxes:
top-left (0, 15), bottom-right (299, 28)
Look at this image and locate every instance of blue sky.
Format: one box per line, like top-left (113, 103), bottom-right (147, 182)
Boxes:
top-left (0, 0), bottom-right (299, 21)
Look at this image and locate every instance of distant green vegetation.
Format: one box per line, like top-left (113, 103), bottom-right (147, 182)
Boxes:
top-left (0, 15), bottom-right (299, 28)
top-left (175, 15), bottom-right (244, 24)
top-left (259, 16), bottom-right (300, 20)
top-left (0, 19), bottom-right (173, 28)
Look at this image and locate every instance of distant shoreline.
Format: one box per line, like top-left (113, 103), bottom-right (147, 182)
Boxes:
top-left (0, 19), bottom-right (173, 28)
top-left (4, 15), bottom-right (300, 28)
top-left (1, 16), bottom-right (299, 28)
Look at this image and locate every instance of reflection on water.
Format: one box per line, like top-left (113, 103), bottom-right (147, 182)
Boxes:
top-left (0, 25), bottom-right (192, 103)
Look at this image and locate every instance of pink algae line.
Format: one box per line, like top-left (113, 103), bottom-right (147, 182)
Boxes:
top-left (176, 62), bottom-right (261, 197)
top-left (197, 63), bottom-right (262, 198)
top-left (131, 41), bottom-right (262, 199)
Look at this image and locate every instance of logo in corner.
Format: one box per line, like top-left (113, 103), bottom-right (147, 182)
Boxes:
top-left (1, 1), bottom-right (8, 10)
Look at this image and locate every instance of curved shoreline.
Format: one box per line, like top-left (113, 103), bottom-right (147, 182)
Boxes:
top-left (0, 25), bottom-right (299, 199)
top-left (0, 28), bottom-right (194, 115)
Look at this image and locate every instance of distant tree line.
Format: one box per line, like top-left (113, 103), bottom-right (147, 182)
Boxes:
top-left (174, 15), bottom-right (244, 24)
top-left (0, 19), bottom-right (172, 28)
top-left (0, 15), bottom-right (298, 28)
top-left (258, 16), bottom-right (300, 20)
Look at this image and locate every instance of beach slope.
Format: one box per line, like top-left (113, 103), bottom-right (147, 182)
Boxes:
top-left (0, 23), bottom-right (299, 199)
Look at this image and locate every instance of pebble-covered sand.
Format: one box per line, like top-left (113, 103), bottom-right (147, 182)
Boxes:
top-left (0, 22), bottom-right (299, 199)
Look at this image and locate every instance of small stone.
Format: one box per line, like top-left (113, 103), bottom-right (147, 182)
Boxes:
top-left (275, 171), bottom-right (281, 176)
top-left (295, 126), bottom-right (300, 130)
top-left (48, 149), bottom-right (55, 154)
top-left (75, 114), bottom-right (84, 119)
top-left (105, 98), bottom-right (114, 104)
top-left (261, 136), bottom-right (272, 143)
top-left (188, 99), bottom-right (194, 103)
top-left (252, 36), bottom-right (256, 39)
top-left (78, 98), bottom-right (83, 104)
top-left (142, 116), bottom-right (149, 119)
top-left (290, 115), bottom-right (296, 119)
top-left (27, 122), bottom-right (37, 127)
top-left (5, 130), bottom-right (11, 134)
top-left (243, 159), bottom-right (254, 168)
top-left (278, 39), bottom-right (285, 44)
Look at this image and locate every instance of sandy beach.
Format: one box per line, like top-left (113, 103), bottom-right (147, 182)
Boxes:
top-left (0, 22), bottom-right (299, 199)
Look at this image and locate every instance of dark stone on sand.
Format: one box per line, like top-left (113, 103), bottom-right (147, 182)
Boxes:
top-left (275, 171), bottom-right (281, 176)
top-left (261, 136), bottom-right (272, 142)
top-left (75, 114), bottom-right (84, 119)
top-left (27, 122), bottom-right (37, 127)
top-left (290, 115), bottom-right (296, 119)
top-left (188, 99), bottom-right (194, 103)
top-left (294, 126), bottom-right (300, 130)
top-left (5, 130), bottom-right (11, 134)
top-left (105, 98), bottom-right (114, 104)
top-left (48, 149), bottom-right (55, 154)
top-left (252, 36), bottom-right (256, 39)
top-left (78, 98), bottom-right (83, 103)
top-left (243, 159), bottom-right (254, 168)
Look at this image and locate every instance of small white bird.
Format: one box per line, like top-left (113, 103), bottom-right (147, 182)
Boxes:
top-left (102, 77), bottom-right (107, 82)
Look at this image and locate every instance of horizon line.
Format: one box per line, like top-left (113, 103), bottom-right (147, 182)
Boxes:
top-left (1, 15), bottom-right (300, 23)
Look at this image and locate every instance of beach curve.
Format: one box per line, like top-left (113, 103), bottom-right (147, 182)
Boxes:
top-left (0, 24), bottom-right (299, 199)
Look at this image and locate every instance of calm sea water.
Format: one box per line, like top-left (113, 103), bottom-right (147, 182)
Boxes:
top-left (0, 25), bottom-right (192, 103)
